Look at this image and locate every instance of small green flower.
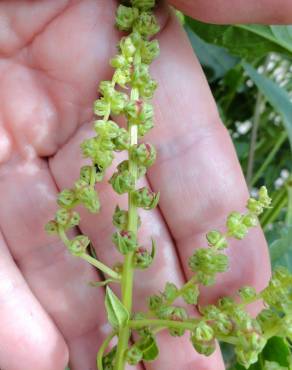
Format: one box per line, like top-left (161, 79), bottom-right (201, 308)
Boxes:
top-left (182, 284), bottom-right (200, 305)
top-left (112, 230), bottom-right (137, 254)
top-left (113, 206), bottom-right (129, 230)
top-left (126, 345), bottom-right (143, 365)
top-left (109, 170), bottom-right (135, 194)
top-left (206, 230), bottom-right (227, 250)
top-left (68, 235), bottom-right (90, 256)
top-left (134, 12), bottom-right (160, 37)
top-left (132, 187), bottom-right (159, 210)
top-left (57, 189), bottom-right (76, 208)
top-left (131, 142), bottom-right (156, 167)
top-left (116, 5), bottom-right (139, 31)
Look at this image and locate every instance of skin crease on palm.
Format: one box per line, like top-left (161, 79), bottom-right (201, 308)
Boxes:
top-left (0, 0), bottom-right (292, 370)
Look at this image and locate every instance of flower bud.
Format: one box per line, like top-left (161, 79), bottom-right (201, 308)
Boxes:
top-left (242, 213), bottom-right (258, 227)
top-left (94, 119), bottom-right (120, 139)
top-left (206, 230), bottom-right (227, 250)
top-left (79, 166), bottom-right (91, 184)
top-left (134, 247), bottom-right (153, 269)
top-left (169, 307), bottom-right (188, 337)
top-left (247, 198), bottom-right (263, 215)
top-left (131, 143), bottom-right (156, 167)
top-left (226, 212), bottom-right (248, 239)
top-left (57, 189), bottom-right (76, 208)
top-left (182, 284), bottom-right (200, 305)
top-left (76, 186), bottom-right (100, 213)
top-left (93, 97), bottom-right (110, 117)
top-left (193, 322), bottom-right (214, 342)
top-left (188, 248), bottom-right (229, 285)
top-left (120, 36), bottom-right (136, 58)
top-left (213, 313), bottom-right (233, 335)
top-left (163, 282), bottom-right (178, 301)
top-left (238, 286), bottom-right (257, 303)
top-left (126, 345), bottom-right (143, 365)
top-left (55, 208), bottom-right (71, 226)
top-left (133, 187), bottom-right (159, 210)
top-left (68, 235), bottom-right (90, 256)
top-left (112, 128), bottom-right (130, 151)
top-left (139, 78), bottom-right (158, 99)
top-left (191, 338), bottom-right (216, 357)
top-left (112, 230), bottom-right (137, 254)
top-left (113, 206), bottom-right (129, 230)
top-left (148, 295), bottom-right (163, 311)
top-left (138, 119), bottom-right (153, 136)
top-left (134, 12), bottom-right (160, 37)
top-left (110, 54), bottom-right (128, 69)
top-left (45, 220), bottom-right (59, 235)
top-left (109, 170), bottom-right (135, 194)
top-left (113, 68), bottom-right (131, 87)
top-left (116, 5), bottom-right (139, 31)
top-left (125, 99), bottom-right (153, 124)
top-left (258, 186), bottom-right (271, 208)
top-left (140, 39), bottom-right (159, 64)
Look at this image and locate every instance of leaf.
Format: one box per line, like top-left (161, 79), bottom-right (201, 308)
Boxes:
top-left (269, 226), bottom-right (292, 270)
top-left (105, 287), bottom-right (129, 329)
top-left (136, 335), bottom-right (159, 362)
top-left (186, 19), bottom-right (292, 60)
top-left (262, 337), bottom-right (291, 367)
top-left (243, 62), bottom-right (292, 150)
top-left (185, 25), bottom-right (239, 81)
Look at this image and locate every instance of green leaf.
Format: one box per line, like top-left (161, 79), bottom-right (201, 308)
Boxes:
top-left (269, 226), bottom-right (292, 269)
top-left (243, 62), bottom-right (292, 150)
top-left (136, 335), bottom-right (159, 362)
top-left (185, 25), bottom-right (239, 81)
top-left (262, 337), bottom-right (291, 367)
top-left (105, 287), bottom-right (129, 329)
top-left (186, 19), bottom-right (292, 60)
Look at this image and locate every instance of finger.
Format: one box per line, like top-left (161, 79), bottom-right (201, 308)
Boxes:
top-left (0, 229), bottom-right (68, 370)
top-left (49, 124), bottom-right (224, 370)
top-left (169, 0), bottom-right (292, 24)
top-left (0, 154), bottom-right (119, 369)
top-left (146, 14), bottom-right (271, 304)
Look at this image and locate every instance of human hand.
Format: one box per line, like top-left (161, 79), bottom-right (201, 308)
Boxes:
top-left (0, 1), bottom-right (291, 369)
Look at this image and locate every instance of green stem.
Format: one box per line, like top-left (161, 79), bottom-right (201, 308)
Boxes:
top-left (114, 89), bottom-right (139, 370)
top-left (58, 229), bottom-right (121, 280)
top-left (80, 253), bottom-right (121, 281)
top-left (286, 177), bottom-right (292, 226)
top-left (246, 90), bottom-right (264, 188)
top-left (97, 331), bottom-right (117, 370)
top-left (129, 319), bottom-right (239, 345)
top-left (251, 131), bottom-right (287, 187)
top-left (260, 186), bottom-right (288, 230)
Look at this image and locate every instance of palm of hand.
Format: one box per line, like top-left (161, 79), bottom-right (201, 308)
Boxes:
top-left (0, 1), bottom-right (270, 370)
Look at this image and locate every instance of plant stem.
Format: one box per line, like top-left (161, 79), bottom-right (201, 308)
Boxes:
top-left (97, 331), bottom-right (117, 370)
top-left (260, 186), bottom-right (288, 230)
top-left (246, 90), bottom-right (264, 188)
top-left (129, 319), bottom-right (239, 345)
top-left (58, 229), bottom-right (121, 280)
top-left (251, 131), bottom-right (287, 187)
top-left (80, 253), bottom-right (121, 281)
top-left (286, 177), bottom-right (292, 226)
top-left (114, 89), bottom-right (139, 370)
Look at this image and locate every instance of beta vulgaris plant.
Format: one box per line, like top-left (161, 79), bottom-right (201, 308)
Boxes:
top-left (45, 1), bottom-right (292, 369)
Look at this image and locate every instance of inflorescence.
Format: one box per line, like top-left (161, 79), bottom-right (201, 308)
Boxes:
top-left (46, 1), bottom-right (292, 369)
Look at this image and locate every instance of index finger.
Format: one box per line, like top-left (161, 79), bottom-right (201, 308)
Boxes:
top-left (169, 0), bottom-right (292, 24)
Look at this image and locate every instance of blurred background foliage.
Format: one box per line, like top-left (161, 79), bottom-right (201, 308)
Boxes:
top-left (184, 14), bottom-right (292, 370)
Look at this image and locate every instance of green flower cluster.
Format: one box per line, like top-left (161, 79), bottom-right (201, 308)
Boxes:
top-left (188, 186), bottom-right (271, 285)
